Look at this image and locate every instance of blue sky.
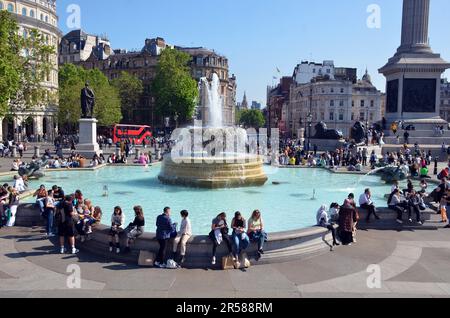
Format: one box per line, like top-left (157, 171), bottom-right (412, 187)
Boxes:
top-left (57, 0), bottom-right (450, 106)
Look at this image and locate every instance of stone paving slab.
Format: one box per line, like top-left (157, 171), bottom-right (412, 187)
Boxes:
top-left (1, 226), bottom-right (450, 298)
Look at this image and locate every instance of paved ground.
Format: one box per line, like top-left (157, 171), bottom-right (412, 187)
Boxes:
top-left (0, 226), bottom-right (449, 298)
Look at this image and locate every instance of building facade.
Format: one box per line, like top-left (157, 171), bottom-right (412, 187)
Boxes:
top-left (441, 78), bottom-right (450, 122)
top-left (177, 47), bottom-right (236, 127)
top-left (59, 29), bottom-right (111, 64)
top-left (288, 70), bottom-right (382, 138)
top-left (266, 77), bottom-right (292, 137)
top-left (60, 33), bottom-right (237, 128)
top-left (1, 0), bottom-right (60, 141)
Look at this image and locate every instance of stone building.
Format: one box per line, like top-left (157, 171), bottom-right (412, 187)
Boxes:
top-left (60, 34), bottom-right (237, 128)
top-left (177, 47), bottom-right (236, 127)
top-left (292, 60), bottom-right (357, 85)
top-left (59, 29), bottom-right (111, 64)
top-left (1, 0), bottom-right (60, 141)
top-left (440, 78), bottom-right (450, 122)
top-left (267, 77), bottom-right (293, 137)
top-left (288, 70), bottom-right (382, 138)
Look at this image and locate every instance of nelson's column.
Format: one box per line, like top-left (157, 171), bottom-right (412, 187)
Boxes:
top-left (379, 0), bottom-right (450, 128)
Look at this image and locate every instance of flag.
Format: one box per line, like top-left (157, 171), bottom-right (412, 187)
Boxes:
top-left (276, 67), bottom-right (281, 73)
top-left (273, 76), bottom-right (277, 80)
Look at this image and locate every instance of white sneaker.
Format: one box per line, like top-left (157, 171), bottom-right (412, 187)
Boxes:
top-left (80, 236), bottom-right (86, 243)
top-left (71, 248), bottom-right (79, 254)
top-left (418, 221), bottom-right (423, 225)
top-left (408, 219), bottom-right (413, 223)
top-left (47, 233), bottom-right (55, 238)
top-left (211, 257), bottom-right (216, 265)
top-left (109, 246), bottom-right (113, 252)
top-left (116, 248), bottom-right (120, 254)
top-left (396, 219), bottom-right (403, 224)
top-left (60, 247), bottom-right (65, 254)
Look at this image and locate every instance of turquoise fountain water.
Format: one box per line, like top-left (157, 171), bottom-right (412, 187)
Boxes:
top-left (14, 165), bottom-right (401, 234)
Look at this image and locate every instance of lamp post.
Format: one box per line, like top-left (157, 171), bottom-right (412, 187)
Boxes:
top-left (307, 112), bottom-right (313, 152)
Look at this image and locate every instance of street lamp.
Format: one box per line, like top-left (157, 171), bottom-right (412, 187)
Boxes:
top-left (307, 112), bottom-right (313, 152)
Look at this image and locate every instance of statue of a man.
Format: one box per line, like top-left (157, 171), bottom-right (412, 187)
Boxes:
top-left (81, 82), bottom-right (95, 118)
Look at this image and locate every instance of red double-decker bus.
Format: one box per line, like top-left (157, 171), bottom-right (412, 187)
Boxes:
top-left (113, 124), bottom-right (153, 145)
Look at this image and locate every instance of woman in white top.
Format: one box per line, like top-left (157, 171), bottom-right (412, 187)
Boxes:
top-left (172, 210), bottom-right (192, 266)
top-left (316, 205), bottom-right (340, 247)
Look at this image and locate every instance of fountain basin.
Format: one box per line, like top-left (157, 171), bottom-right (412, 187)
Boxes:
top-left (158, 153), bottom-right (268, 188)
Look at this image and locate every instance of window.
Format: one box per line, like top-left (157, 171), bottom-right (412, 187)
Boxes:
top-left (320, 112), bottom-right (325, 120)
top-left (7, 3), bottom-right (14, 12)
top-left (329, 112), bottom-right (334, 121)
top-left (0, 2), bottom-right (3, 10)
top-left (370, 100), bottom-right (375, 107)
top-left (352, 100), bottom-right (355, 107)
top-left (340, 88), bottom-right (344, 93)
top-left (313, 69), bottom-right (316, 73)
top-left (30, 10), bottom-right (34, 18)
top-left (45, 15), bottom-right (48, 23)
top-left (351, 113), bottom-right (355, 121)
top-left (330, 100), bottom-right (334, 107)
top-left (360, 112), bottom-right (365, 121)
top-left (361, 100), bottom-right (365, 107)
top-left (40, 13), bottom-right (44, 20)
top-left (339, 100), bottom-right (344, 107)
top-left (339, 113), bottom-right (344, 121)
top-left (331, 88), bottom-right (334, 93)
top-left (327, 69), bottom-right (331, 74)
top-left (369, 112), bottom-right (374, 121)
top-left (22, 8), bottom-right (27, 16)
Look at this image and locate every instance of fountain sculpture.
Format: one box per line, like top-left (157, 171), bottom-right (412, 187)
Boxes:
top-left (158, 73), bottom-right (268, 188)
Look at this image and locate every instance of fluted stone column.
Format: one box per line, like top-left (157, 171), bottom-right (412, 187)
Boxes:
top-left (398, 0), bottom-right (431, 54)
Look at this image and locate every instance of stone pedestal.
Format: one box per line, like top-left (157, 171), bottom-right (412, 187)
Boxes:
top-left (379, 0), bottom-right (450, 126)
top-left (77, 118), bottom-right (102, 158)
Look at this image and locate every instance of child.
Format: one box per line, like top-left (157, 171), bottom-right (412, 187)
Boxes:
top-left (109, 206), bottom-right (125, 254)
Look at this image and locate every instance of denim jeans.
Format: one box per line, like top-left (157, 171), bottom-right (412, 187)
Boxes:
top-left (249, 230), bottom-right (267, 251)
top-left (232, 232), bottom-right (250, 258)
top-left (46, 209), bottom-right (54, 234)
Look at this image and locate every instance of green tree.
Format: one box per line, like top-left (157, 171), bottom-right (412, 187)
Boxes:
top-left (58, 64), bottom-right (122, 129)
top-left (0, 11), bottom-right (23, 116)
top-left (0, 11), bottom-right (56, 116)
top-left (239, 109), bottom-right (266, 129)
top-left (111, 71), bottom-right (144, 120)
top-left (152, 48), bottom-right (198, 125)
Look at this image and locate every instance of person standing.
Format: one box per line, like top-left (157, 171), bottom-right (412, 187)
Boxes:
top-left (6, 187), bottom-right (19, 227)
top-left (172, 210), bottom-right (192, 266)
top-left (404, 131), bottom-right (410, 145)
top-left (58, 196), bottom-right (79, 254)
top-left (44, 190), bottom-right (56, 237)
top-left (155, 207), bottom-right (174, 268)
top-left (338, 202), bottom-right (359, 246)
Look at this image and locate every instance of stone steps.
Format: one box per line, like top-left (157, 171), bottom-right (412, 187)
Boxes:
top-left (384, 136), bottom-right (450, 145)
top-left (384, 130), bottom-right (450, 138)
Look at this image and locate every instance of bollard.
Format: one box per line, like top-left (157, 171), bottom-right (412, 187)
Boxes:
top-left (11, 145), bottom-right (17, 158)
top-left (135, 148), bottom-right (141, 160)
top-left (34, 146), bottom-right (40, 157)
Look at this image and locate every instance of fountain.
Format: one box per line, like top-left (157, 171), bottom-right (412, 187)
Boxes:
top-left (158, 73), bottom-right (268, 188)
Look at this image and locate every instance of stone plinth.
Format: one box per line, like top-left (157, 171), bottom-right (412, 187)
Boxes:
top-left (309, 139), bottom-right (346, 152)
top-left (78, 118), bottom-right (101, 158)
top-left (379, 0), bottom-right (450, 124)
